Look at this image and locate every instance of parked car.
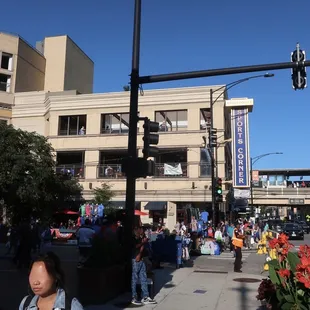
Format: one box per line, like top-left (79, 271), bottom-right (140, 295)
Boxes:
top-left (296, 221), bottom-right (310, 234)
top-left (283, 223), bottom-right (304, 240)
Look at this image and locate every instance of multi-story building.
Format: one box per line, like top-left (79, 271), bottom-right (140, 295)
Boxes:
top-left (12, 85), bottom-right (233, 230)
top-left (0, 32), bottom-right (94, 124)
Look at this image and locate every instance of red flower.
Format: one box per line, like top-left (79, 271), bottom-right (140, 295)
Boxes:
top-left (278, 268), bottom-right (290, 278)
top-left (278, 233), bottom-right (289, 245)
top-left (269, 238), bottom-right (279, 249)
top-left (300, 255), bottom-right (310, 267)
top-left (296, 271), bottom-right (310, 289)
top-left (298, 245), bottom-right (310, 260)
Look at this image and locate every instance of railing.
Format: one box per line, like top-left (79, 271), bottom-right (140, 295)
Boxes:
top-left (154, 162), bottom-right (188, 178)
top-left (58, 129), bottom-right (87, 136)
top-left (97, 164), bottom-right (125, 179)
top-left (97, 162), bottom-right (190, 179)
top-left (55, 165), bottom-right (85, 178)
top-left (96, 162), bottom-right (213, 179)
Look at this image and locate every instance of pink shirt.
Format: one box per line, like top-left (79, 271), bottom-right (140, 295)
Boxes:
top-left (85, 204), bottom-right (91, 216)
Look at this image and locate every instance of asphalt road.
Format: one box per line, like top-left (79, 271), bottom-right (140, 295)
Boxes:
top-left (289, 231), bottom-right (310, 249)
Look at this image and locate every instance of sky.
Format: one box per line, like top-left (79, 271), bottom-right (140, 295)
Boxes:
top-left (1, 0), bottom-right (310, 170)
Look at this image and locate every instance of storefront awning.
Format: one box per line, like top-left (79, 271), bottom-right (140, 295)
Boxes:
top-left (107, 201), bottom-right (140, 209)
top-left (144, 201), bottom-right (167, 211)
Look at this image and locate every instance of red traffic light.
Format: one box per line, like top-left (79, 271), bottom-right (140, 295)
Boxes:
top-left (217, 178), bottom-right (222, 185)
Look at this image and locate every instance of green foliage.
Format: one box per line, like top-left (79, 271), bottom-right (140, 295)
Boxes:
top-left (0, 123), bottom-right (83, 222)
top-left (266, 250), bottom-right (307, 310)
top-left (268, 264), bottom-right (281, 285)
top-left (287, 252), bottom-right (300, 273)
top-left (93, 183), bottom-right (115, 205)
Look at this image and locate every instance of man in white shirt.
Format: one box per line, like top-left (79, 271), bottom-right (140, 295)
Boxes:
top-left (76, 219), bottom-right (95, 267)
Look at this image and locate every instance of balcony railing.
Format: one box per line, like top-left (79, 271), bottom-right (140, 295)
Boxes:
top-left (96, 162), bottom-right (212, 179)
top-left (97, 164), bottom-right (125, 179)
top-left (56, 165), bottom-right (85, 179)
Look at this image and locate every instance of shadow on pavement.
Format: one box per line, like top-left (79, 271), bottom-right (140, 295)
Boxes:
top-left (231, 281), bottom-right (265, 310)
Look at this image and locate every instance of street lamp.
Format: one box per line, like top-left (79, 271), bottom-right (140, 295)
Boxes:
top-left (250, 152), bottom-right (283, 217)
top-left (209, 73), bottom-right (274, 225)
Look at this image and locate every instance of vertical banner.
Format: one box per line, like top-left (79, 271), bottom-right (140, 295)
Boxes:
top-left (231, 108), bottom-right (250, 188)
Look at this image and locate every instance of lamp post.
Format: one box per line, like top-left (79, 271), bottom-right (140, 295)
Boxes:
top-left (209, 73), bottom-right (274, 225)
top-left (250, 152), bottom-right (283, 217)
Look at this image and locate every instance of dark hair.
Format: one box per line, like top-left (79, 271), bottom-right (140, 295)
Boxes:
top-left (84, 219), bottom-right (91, 225)
top-left (30, 252), bottom-right (65, 290)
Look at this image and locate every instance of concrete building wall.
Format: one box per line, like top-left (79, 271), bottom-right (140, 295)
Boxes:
top-left (64, 37), bottom-right (94, 94)
top-left (14, 39), bottom-right (45, 92)
top-left (43, 36), bottom-right (67, 92)
top-left (43, 35), bottom-right (94, 94)
top-left (12, 86), bottom-right (233, 231)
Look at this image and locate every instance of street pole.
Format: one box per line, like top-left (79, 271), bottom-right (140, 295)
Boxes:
top-left (250, 157), bottom-right (254, 217)
top-left (139, 60), bottom-right (310, 84)
top-left (210, 89), bottom-right (216, 226)
top-left (250, 152), bottom-right (283, 219)
top-left (125, 0), bottom-right (141, 279)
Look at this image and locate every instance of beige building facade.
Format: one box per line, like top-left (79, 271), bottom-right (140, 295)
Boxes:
top-left (12, 86), bottom-right (233, 230)
top-left (0, 32), bottom-right (93, 125)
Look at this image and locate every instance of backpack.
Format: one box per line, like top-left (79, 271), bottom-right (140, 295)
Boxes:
top-left (22, 294), bottom-right (72, 309)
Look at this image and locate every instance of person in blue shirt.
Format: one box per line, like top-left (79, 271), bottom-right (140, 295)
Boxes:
top-left (200, 211), bottom-right (209, 223)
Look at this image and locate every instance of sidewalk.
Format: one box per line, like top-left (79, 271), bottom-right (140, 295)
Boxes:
top-left (86, 264), bottom-right (264, 310)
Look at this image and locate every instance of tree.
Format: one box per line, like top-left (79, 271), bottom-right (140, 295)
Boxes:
top-left (123, 85), bottom-right (130, 91)
top-left (93, 183), bottom-right (115, 205)
top-left (0, 123), bottom-right (83, 223)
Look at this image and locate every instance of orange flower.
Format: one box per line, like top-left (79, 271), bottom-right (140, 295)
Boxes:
top-left (278, 268), bottom-right (290, 278)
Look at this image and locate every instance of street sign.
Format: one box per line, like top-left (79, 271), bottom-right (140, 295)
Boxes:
top-left (289, 198), bottom-right (305, 205)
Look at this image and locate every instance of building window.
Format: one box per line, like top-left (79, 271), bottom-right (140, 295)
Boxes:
top-left (155, 110), bottom-right (187, 132)
top-left (58, 115), bottom-right (87, 136)
top-left (0, 74), bottom-right (11, 92)
top-left (1, 53), bottom-right (13, 71)
top-left (101, 113), bottom-right (129, 134)
top-left (200, 109), bottom-right (211, 130)
top-left (200, 147), bottom-right (211, 177)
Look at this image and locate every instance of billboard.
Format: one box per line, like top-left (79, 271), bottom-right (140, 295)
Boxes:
top-left (231, 108), bottom-right (250, 188)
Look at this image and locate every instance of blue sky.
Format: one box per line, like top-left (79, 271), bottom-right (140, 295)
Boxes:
top-left (2, 0), bottom-right (310, 171)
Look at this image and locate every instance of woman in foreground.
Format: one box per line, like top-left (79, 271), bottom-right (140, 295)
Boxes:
top-left (19, 252), bottom-right (83, 310)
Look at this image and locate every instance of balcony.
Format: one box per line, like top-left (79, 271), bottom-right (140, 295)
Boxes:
top-left (96, 162), bottom-right (212, 179)
top-left (97, 164), bottom-right (125, 179)
top-left (56, 165), bottom-right (85, 179)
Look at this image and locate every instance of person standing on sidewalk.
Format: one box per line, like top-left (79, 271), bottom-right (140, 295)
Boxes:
top-left (131, 227), bottom-right (156, 306)
top-left (232, 222), bottom-right (245, 273)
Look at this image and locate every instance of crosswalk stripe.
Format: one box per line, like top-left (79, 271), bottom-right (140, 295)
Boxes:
top-left (203, 253), bottom-right (251, 260)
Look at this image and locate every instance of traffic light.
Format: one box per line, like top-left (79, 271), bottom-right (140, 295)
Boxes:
top-left (215, 177), bottom-right (223, 202)
top-left (142, 118), bottom-right (159, 158)
top-left (291, 45), bottom-right (307, 90)
top-left (209, 128), bottom-right (217, 148)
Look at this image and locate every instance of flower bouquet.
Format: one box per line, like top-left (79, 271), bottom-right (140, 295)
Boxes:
top-left (257, 233), bottom-right (310, 309)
